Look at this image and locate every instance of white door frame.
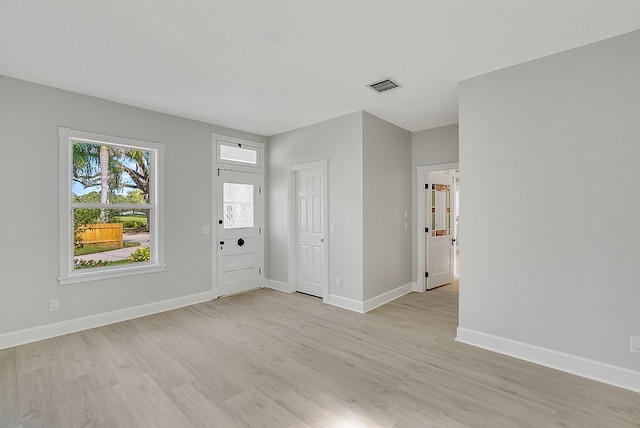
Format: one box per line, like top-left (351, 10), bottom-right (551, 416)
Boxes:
top-left (287, 159), bottom-right (329, 302)
top-left (212, 134), bottom-right (265, 298)
top-left (416, 162), bottom-right (459, 292)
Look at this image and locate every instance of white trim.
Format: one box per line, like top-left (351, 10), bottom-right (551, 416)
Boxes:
top-left (363, 283), bottom-right (413, 312)
top-left (416, 162), bottom-right (459, 292)
top-left (456, 327), bottom-right (640, 394)
top-left (289, 158), bottom-right (328, 172)
top-left (411, 282), bottom-right (420, 292)
top-left (58, 127), bottom-right (165, 285)
top-left (213, 133), bottom-right (265, 173)
top-left (0, 291), bottom-right (213, 350)
top-left (59, 263), bottom-right (166, 285)
top-left (287, 159), bottom-right (329, 302)
top-left (265, 279), bottom-right (294, 293)
top-left (59, 126), bottom-right (72, 280)
top-left (211, 140), bottom-right (218, 298)
top-left (286, 165), bottom-right (296, 294)
top-left (327, 294), bottom-right (364, 313)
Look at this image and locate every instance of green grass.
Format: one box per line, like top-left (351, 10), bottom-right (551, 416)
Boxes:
top-left (74, 241), bottom-right (139, 256)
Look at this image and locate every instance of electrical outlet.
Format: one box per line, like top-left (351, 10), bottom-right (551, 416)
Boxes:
top-left (49, 299), bottom-right (60, 312)
top-left (335, 277), bottom-right (341, 287)
top-left (201, 225), bottom-right (210, 234)
top-left (631, 336), bottom-right (640, 354)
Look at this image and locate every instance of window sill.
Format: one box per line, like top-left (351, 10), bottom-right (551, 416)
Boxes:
top-left (59, 263), bottom-right (167, 285)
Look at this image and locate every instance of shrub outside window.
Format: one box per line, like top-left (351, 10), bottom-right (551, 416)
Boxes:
top-left (59, 127), bottom-right (165, 285)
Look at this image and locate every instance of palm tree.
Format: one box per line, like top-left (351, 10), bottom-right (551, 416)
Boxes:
top-left (73, 141), bottom-right (151, 227)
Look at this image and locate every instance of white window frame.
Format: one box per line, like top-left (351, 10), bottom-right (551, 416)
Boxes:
top-left (215, 134), bottom-right (264, 172)
top-left (58, 127), bottom-right (166, 285)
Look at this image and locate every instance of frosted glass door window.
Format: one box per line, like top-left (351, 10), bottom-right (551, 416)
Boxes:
top-left (223, 183), bottom-right (254, 228)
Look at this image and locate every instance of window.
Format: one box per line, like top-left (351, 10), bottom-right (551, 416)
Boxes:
top-left (219, 143), bottom-right (258, 165)
top-left (216, 138), bottom-right (261, 169)
top-left (59, 127), bottom-right (165, 284)
top-left (223, 182), bottom-right (254, 228)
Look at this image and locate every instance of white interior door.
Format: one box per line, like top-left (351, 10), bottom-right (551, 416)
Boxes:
top-left (296, 167), bottom-right (325, 297)
top-left (217, 170), bottom-right (263, 296)
top-left (426, 172), bottom-right (455, 290)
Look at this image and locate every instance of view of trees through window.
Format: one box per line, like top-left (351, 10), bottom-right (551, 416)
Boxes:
top-left (72, 141), bottom-right (152, 270)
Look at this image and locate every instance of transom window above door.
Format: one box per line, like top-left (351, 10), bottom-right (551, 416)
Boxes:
top-left (219, 143), bottom-right (258, 165)
top-left (216, 139), bottom-right (263, 170)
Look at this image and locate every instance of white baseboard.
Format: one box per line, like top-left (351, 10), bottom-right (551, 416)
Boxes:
top-left (327, 294), bottom-right (364, 313)
top-left (0, 291), bottom-right (214, 350)
top-left (364, 283), bottom-right (413, 313)
top-left (412, 281), bottom-right (421, 292)
top-left (265, 279), bottom-right (294, 293)
top-left (456, 327), bottom-right (640, 394)
top-left (327, 283), bottom-right (414, 314)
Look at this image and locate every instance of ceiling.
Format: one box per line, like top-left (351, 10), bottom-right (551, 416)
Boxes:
top-left (1, 1), bottom-right (639, 137)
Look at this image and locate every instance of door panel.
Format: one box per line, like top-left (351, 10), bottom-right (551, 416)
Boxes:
top-left (296, 167), bottom-right (325, 297)
top-left (217, 170), bottom-right (263, 296)
top-left (312, 247), bottom-right (323, 284)
top-left (312, 195), bottom-right (322, 233)
top-left (426, 172), bottom-right (455, 290)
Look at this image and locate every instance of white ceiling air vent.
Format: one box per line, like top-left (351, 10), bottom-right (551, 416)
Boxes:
top-left (367, 78), bottom-right (401, 93)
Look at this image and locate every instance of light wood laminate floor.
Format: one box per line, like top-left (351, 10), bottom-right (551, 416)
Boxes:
top-left (1, 283), bottom-right (639, 427)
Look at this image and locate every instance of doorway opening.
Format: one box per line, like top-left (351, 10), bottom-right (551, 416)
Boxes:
top-left (416, 163), bottom-right (459, 292)
top-left (212, 134), bottom-right (265, 298)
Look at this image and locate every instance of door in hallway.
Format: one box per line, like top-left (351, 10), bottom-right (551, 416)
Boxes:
top-left (426, 172), bottom-right (455, 290)
top-left (296, 167), bottom-right (326, 298)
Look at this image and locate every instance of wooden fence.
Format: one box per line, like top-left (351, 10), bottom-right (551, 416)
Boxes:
top-left (77, 223), bottom-right (123, 248)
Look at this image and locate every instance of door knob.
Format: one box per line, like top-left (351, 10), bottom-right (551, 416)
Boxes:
top-left (218, 220), bottom-right (223, 225)
top-left (237, 238), bottom-right (245, 247)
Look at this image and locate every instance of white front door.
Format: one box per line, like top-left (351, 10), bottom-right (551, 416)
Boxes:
top-left (296, 167), bottom-right (326, 297)
top-left (217, 169), bottom-right (263, 296)
top-left (426, 172), bottom-right (455, 290)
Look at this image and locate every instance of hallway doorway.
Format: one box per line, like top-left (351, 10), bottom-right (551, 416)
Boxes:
top-left (416, 163), bottom-right (459, 292)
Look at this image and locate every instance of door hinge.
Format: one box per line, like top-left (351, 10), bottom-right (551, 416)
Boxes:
top-left (425, 272), bottom-right (429, 278)
top-left (259, 227), bottom-right (261, 234)
top-left (217, 169), bottom-right (220, 177)
top-left (425, 227), bottom-right (429, 233)
top-left (425, 183), bottom-right (428, 189)
top-left (259, 187), bottom-right (262, 194)
top-left (259, 268), bottom-right (262, 275)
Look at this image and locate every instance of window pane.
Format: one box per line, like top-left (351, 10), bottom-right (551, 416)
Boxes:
top-left (72, 141), bottom-right (151, 205)
top-left (73, 208), bottom-right (151, 270)
top-left (223, 183), bottom-right (254, 228)
top-left (431, 184), bottom-right (451, 237)
top-left (220, 144), bottom-right (258, 164)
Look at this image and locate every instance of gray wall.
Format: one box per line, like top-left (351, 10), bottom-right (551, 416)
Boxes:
top-left (411, 124), bottom-right (459, 283)
top-left (362, 112), bottom-right (412, 299)
top-left (267, 112), bottom-right (364, 301)
top-left (412, 124), bottom-right (459, 167)
top-left (459, 30), bottom-right (640, 371)
top-left (0, 75), bottom-right (264, 335)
